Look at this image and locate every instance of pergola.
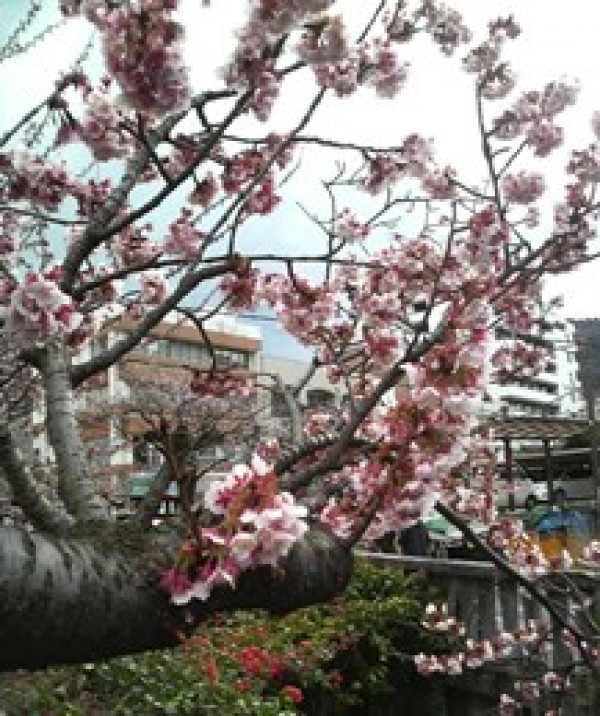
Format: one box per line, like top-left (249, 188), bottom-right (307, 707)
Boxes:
top-left (480, 416), bottom-right (594, 509)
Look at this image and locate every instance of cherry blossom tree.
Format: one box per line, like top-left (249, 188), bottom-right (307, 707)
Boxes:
top-left (1, 0), bottom-right (600, 677)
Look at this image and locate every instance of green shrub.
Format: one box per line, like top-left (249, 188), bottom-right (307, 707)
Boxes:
top-left (5, 559), bottom-right (448, 715)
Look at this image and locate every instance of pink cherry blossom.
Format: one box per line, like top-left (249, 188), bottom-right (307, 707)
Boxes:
top-left (163, 210), bottom-right (206, 258)
top-left (163, 456), bottom-right (308, 604)
top-left (140, 271), bottom-right (168, 305)
top-left (527, 121), bottom-right (563, 157)
top-left (189, 173), bottom-right (219, 207)
top-left (84, 1), bottom-right (191, 118)
top-left (6, 270), bottom-right (81, 345)
top-left (502, 171), bottom-right (546, 204)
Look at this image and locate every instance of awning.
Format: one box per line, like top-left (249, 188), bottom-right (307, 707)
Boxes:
top-left (481, 416), bottom-right (589, 442)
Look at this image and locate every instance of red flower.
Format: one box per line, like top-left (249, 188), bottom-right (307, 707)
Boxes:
top-left (234, 678), bottom-right (251, 693)
top-left (202, 656), bottom-right (219, 686)
top-left (281, 685), bottom-right (304, 704)
top-left (327, 670), bottom-right (344, 688)
top-left (237, 645), bottom-right (270, 676)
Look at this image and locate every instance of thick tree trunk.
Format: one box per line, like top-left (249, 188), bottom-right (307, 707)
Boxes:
top-left (0, 525), bottom-right (352, 671)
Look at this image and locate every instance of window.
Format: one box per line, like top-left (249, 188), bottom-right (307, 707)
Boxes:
top-left (135, 339), bottom-right (169, 358)
top-left (306, 389), bottom-right (335, 409)
top-left (132, 438), bottom-right (163, 468)
top-left (271, 389), bottom-right (290, 418)
top-left (215, 349), bottom-right (249, 368)
top-left (131, 336), bottom-right (249, 368)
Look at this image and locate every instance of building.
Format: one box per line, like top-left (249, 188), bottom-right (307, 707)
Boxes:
top-left (32, 314), bottom-right (262, 507)
top-left (30, 314), bottom-right (347, 513)
top-left (484, 314), bottom-right (584, 421)
top-left (258, 354), bottom-right (344, 436)
top-left (572, 318), bottom-right (600, 408)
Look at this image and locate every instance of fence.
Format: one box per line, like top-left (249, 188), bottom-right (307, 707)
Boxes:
top-left (359, 552), bottom-right (600, 715)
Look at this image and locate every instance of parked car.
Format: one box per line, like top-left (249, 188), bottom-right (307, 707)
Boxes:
top-left (465, 465), bottom-right (547, 510)
top-left (550, 472), bottom-right (595, 503)
top-left (496, 475), bottom-right (547, 510)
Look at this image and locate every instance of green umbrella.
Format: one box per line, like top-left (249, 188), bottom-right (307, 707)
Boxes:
top-left (423, 514), bottom-right (455, 535)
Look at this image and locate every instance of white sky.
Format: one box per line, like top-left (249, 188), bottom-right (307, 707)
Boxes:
top-left (1, 0), bottom-right (600, 319)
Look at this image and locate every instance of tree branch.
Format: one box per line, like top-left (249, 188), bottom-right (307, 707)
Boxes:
top-left (435, 501), bottom-right (599, 673)
top-left (40, 340), bottom-right (110, 523)
top-left (70, 261), bottom-right (233, 387)
top-left (0, 424), bottom-right (73, 533)
top-left (132, 463), bottom-right (172, 532)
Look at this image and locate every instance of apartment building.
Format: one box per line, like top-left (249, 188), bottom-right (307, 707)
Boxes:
top-left (572, 318), bottom-right (600, 409)
top-left (484, 314), bottom-right (584, 420)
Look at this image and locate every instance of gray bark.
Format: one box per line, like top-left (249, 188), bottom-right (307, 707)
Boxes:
top-left (41, 340), bottom-right (109, 522)
top-left (0, 424), bottom-right (73, 532)
top-left (0, 524), bottom-right (352, 671)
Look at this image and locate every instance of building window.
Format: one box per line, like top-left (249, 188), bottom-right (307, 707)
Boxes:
top-left (306, 389), bottom-right (335, 409)
top-left (271, 388), bottom-right (291, 418)
top-left (132, 438), bottom-right (163, 468)
top-left (215, 349), bottom-right (249, 369)
top-left (132, 337), bottom-right (248, 368)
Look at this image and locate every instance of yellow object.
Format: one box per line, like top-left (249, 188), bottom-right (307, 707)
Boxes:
top-left (537, 531), bottom-right (567, 559)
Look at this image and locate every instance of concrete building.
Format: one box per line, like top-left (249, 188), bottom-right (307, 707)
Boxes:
top-left (30, 314), bottom-right (347, 512)
top-left (484, 314), bottom-right (584, 421)
top-left (572, 318), bottom-right (600, 409)
top-left (259, 353), bottom-right (343, 412)
top-left (32, 314), bottom-right (262, 505)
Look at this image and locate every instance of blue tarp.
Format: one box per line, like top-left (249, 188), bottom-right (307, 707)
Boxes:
top-left (534, 510), bottom-right (589, 534)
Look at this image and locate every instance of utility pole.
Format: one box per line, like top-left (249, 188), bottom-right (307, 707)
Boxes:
top-left (586, 390), bottom-right (600, 530)
top-left (573, 321), bottom-right (600, 529)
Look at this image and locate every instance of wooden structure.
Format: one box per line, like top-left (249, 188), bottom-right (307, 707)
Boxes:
top-left (361, 552), bottom-right (600, 715)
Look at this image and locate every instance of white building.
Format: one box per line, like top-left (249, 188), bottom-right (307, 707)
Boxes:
top-left (484, 314), bottom-right (584, 420)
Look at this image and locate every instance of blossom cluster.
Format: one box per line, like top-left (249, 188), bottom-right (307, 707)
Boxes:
top-left (334, 210), bottom-right (371, 243)
top-left (319, 318), bottom-right (489, 539)
top-left (0, 151), bottom-right (81, 213)
top-left (222, 1), bottom-right (334, 120)
top-left (462, 16), bottom-right (520, 100)
top-left (163, 209), bottom-right (206, 258)
top-left (54, 76), bottom-right (133, 161)
top-left (221, 143), bottom-right (293, 216)
top-left (222, 0), bottom-right (472, 119)
top-left (491, 341), bottom-right (550, 382)
top-left (110, 225), bottom-right (159, 267)
top-left (0, 149), bottom-right (116, 219)
top-left (416, 617), bottom-right (551, 676)
top-left (80, 0), bottom-right (191, 118)
top-left (2, 268), bottom-right (80, 347)
top-left (492, 78), bottom-right (579, 158)
top-left (161, 456), bottom-right (308, 604)
top-left (190, 369), bottom-right (253, 399)
top-left (360, 133), bottom-right (435, 195)
top-left (502, 171), bottom-right (546, 205)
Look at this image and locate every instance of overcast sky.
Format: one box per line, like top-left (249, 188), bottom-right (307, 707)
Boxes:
top-left (1, 0), bottom-right (600, 324)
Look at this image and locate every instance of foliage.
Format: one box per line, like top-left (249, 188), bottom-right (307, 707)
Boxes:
top-left (1, 0), bottom-right (600, 697)
top-left (1, 560), bottom-right (447, 715)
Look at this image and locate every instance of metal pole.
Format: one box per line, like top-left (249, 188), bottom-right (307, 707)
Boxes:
top-left (586, 390), bottom-right (600, 530)
top-left (504, 437), bottom-right (514, 511)
top-left (543, 439), bottom-right (554, 506)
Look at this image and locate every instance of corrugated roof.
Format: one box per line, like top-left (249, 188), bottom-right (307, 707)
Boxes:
top-left (481, 416), bottom-right (589, 441)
